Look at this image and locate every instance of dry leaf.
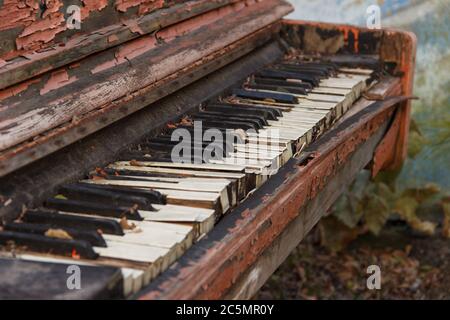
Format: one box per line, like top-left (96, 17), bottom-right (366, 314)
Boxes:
top-left (45, 229), bottom-right (73, 240)
top-left (119, 217), bottom-right (136, 230)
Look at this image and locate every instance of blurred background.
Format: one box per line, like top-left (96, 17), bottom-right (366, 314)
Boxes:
top-left (257, 0), bottom-right (450, 299)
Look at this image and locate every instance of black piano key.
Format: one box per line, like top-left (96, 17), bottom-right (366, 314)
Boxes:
top-left (199, 110), bottom-right (268, 126)
top-left (277, 63), bottom-right (332, 76)
top-left (0, 231), bottom-right (98, 259)
top-left (189, 119), bottom-right (257, 131)
top-left (143, 142), bottom-right (214, 158)
top-left (44, 198), bottom-right (144, 221)
top-left (195, 112), bottom-right (265, 128)
top-left (153, 135), bottom-right (235, 153)
top-left (232, 88), bottom-right (298, 104)
top-left (102, 167), bottom-right (180, 179)
top-left (253, 76), bottom-right (313, 90)
top-left (76, 183), bottom-right (166, 205)
top-left (246, 83), bottom-right (307, 95)
top-left (257, 70), bottom-right (320, 86)
top-left (150, 136), bottom-right (233, 152)
top-left (58, 184), bottom-right (155, 211)
top-left (3, 222), bottom-right (107, 247)
top-left (165, 126), bottom-right (246, 147)
top-left (23, 210), bottom-right (124, 235)
top-left (211, 102), bottom-right (283, 118)
top-left (206, 104), bottom-right (277, 120)
top-left (143, 142), bottom-right (226, 161)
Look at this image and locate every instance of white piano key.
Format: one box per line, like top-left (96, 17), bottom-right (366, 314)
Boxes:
top-left (114, 161), bottom-right (246, 173)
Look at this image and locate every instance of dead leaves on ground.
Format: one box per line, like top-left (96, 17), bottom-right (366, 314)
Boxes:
top-left (320, 170), bottom-right (445, 251)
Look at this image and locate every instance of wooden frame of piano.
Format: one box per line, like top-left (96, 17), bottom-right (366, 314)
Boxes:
top-left (136, 20), bottom-right (417, 300)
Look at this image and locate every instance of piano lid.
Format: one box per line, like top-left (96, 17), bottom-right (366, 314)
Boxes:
top-left (0, 0), bottom-right (293, 177)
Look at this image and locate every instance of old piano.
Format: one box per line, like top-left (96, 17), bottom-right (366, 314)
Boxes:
top-left (0, 0), bottom-right (416, 299)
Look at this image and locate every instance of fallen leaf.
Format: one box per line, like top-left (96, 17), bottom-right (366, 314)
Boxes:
top-left (45, 229), bottom-right (73, 240)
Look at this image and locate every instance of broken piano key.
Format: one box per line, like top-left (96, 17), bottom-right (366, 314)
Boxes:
top-left (44, 198), bottom-right (144, 221)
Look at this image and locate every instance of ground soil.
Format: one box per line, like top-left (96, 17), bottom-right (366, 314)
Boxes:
top-left (256, 223), bottom-right (450, 299)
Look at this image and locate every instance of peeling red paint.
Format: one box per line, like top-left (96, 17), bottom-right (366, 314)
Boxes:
top-left (91, 35), bottom-right (158, 74)
top-left (157, 1), bottom-right (255, 41)
top-left (15, 0), bottom-right (66, 51)
top-left (121, 18), bottom-right (144, 35)
top-left (138, 0), bottom-right (165, 15)
top-left (40, 69), bottom-right (77, 95)
top-left (0, 78), bottom-right (40, 101)
top-left (0, 0), bottom-right (36, 31)
top-left (115, 0), bottom-right (164, 14)
top-left (108, 34), bottom-right (119, 43)
top-left (81, 0), bottom-right (108, 20)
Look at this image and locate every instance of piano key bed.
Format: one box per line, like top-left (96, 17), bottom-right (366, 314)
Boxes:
top-left (0, 56), bottom-right (378, 298)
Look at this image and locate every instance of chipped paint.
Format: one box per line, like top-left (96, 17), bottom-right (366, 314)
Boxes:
top-left (81, 0), bottom-right (108, 20)
top-left (121, 18), bottom-right (144, 35)
top-left (108, 34), bottom-right (119, 43)
top-left (91, 35), bottom-right (158, 74)
top-left (40, 69), bottom-right (77, 95)
top-left (115, 0), bottom-right (164, 14)
top-left (0, 78), bottom-right (40, 101)
top-left (157, 2), bottom-right (255, 41)
top-left (0, 0), bottom-right (36, 31)
top-left (0, 0), bottom-right (169, 60)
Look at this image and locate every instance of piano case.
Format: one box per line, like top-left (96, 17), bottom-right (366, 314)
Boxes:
top-left (0, 0), bottom-right (416, 299)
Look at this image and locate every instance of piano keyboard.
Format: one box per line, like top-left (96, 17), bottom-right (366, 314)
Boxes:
top-left (0, 58), bottom-right (376, 297)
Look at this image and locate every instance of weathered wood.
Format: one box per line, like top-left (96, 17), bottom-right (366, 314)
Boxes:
top-left (0, 0), bottom-right (241, 90)
top-left (0, 40), bottom-right (284, 223)
top-left (223, 121), bottom-right (388, 299)
top-left (0, 0), bottom-right (292, 153)
top-left (0, 25), bottom-right (281, 178)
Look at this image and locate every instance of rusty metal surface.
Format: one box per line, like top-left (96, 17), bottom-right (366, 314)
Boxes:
top-left (136, 95), bottom-right (410, 300)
